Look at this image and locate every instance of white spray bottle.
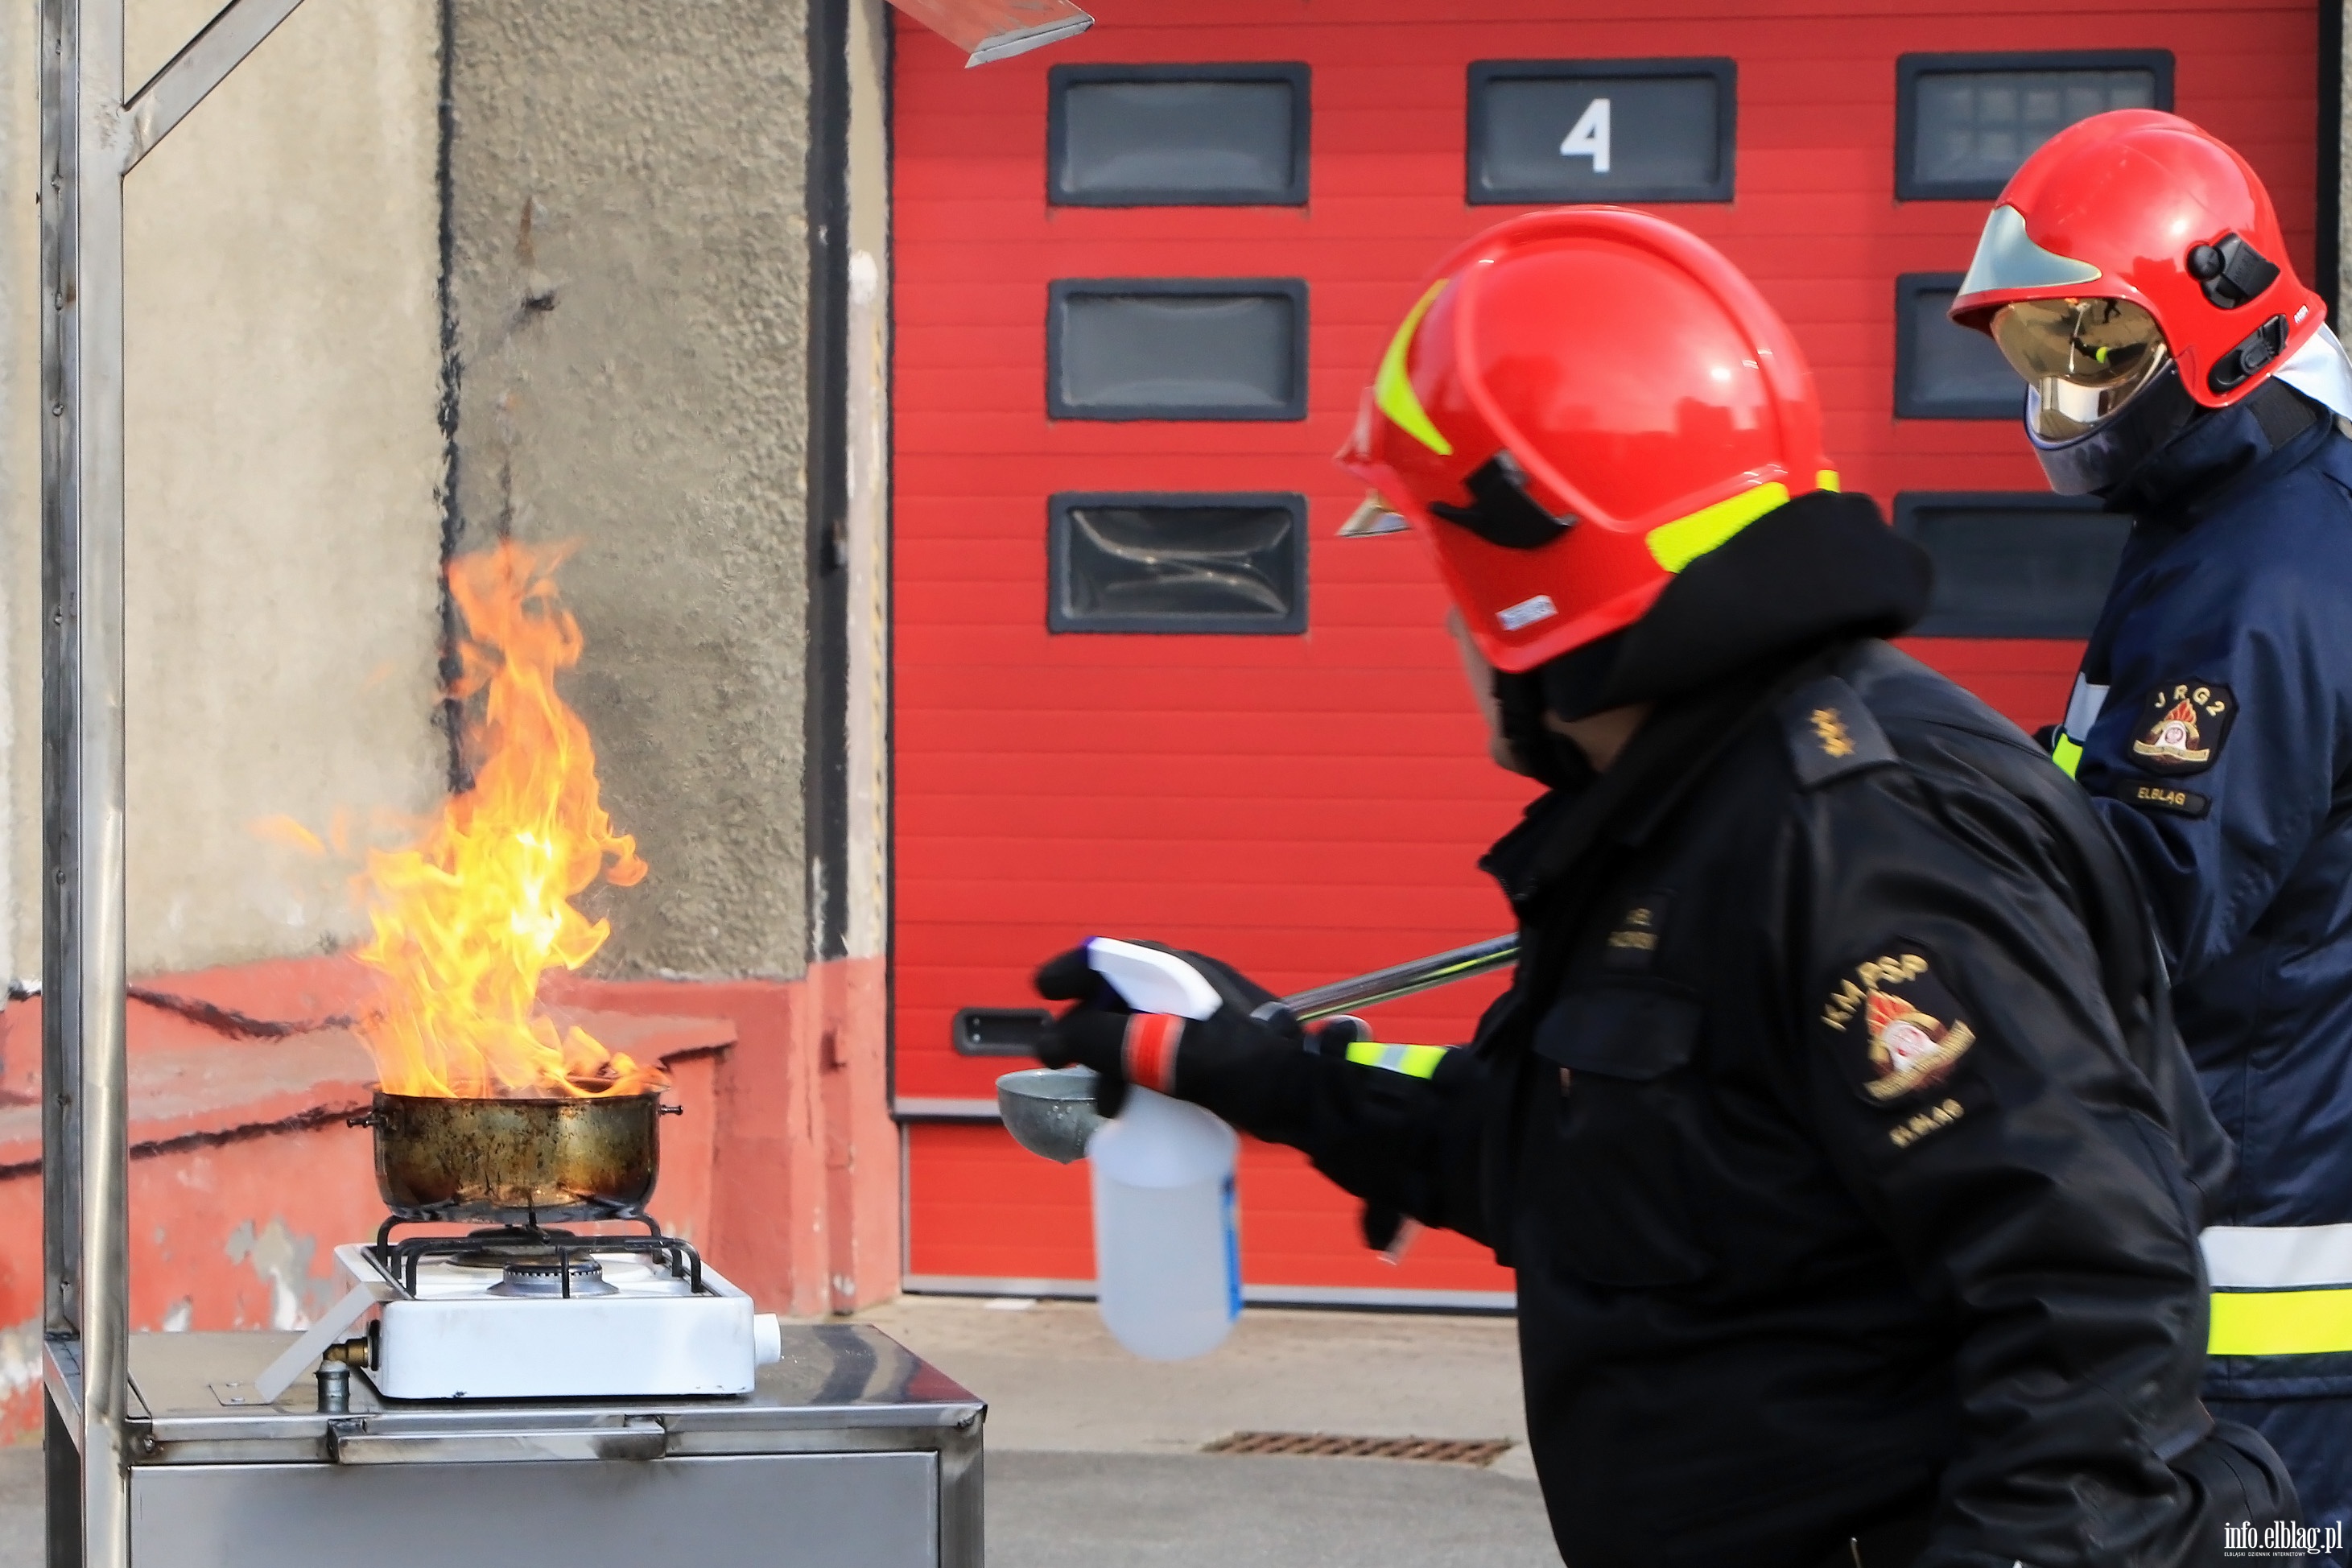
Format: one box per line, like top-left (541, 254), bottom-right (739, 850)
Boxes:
top-left (1080, 937), bottom-right (1243, 1360)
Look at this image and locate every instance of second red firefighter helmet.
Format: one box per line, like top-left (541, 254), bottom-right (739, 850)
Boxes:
top-left (1335, 208), bottom-right (1834, 675)
top-left (1950, 110), bottom-right (2325, 424)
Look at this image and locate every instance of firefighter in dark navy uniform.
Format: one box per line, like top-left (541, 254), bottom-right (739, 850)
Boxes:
top-left (1952, 110), bottom-right (2352, 1560)
top-left (1029, 208), bottom-right (2294, 1566)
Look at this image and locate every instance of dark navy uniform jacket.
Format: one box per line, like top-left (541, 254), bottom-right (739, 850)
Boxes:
top-left (2063, 386), bottom-right (2352, 1399)
top-left (1126, 494), bottom-right (2267, 1563)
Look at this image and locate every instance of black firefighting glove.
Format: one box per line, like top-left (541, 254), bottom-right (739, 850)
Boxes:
top-left (1035, 944), bottom-right (1426, 1258)
top-left (1032, 942), bottom-right (1312, 1119)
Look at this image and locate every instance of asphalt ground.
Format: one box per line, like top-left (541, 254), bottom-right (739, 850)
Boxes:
top-left (986, 1450), bottom-right (1558, 1568)
top-left (860, 1294), bottom-right (1558, 1567)
top-left (0, 1297), bottom-right (1557, 1567)
top-left (0, 1451), bottom-right (30, 1568)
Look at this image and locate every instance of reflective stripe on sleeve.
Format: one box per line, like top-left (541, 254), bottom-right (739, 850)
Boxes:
top-left (1343, 1042), bottom-right (1450, 1079)
top-left (2063, 675), bottom-right (2109, 738)
top-left (2203, 1223), bottom-right (2352, 1288)
top-left (2203, 1225), bottom-right (2352, 1356)
top-left (2049, 675), bottom-right (2104, 779)
top-left (2209, 1289), bottom-right (2352, 1356)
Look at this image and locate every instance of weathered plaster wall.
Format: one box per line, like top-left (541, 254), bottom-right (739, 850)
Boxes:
top-left (120, 0), bottom-right (446, 976)
top-left (2342, 14), bottom-right (2352, 329)
top-left (445, 0), bottom-right (815, 981)
top-left (0, 0), bottom-right (897, 1324)
top-left (836, 0), bottom-right (902, 1306)
top-left (0, 0), bottom-right (445, 984)
top-left (0, 0), bottom-right (38, 986)
top-left (844, 0), bottom-right (893, 968)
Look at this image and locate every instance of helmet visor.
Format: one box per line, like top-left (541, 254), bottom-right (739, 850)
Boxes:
top-left (1991, 298), bottom-right (2171, 440)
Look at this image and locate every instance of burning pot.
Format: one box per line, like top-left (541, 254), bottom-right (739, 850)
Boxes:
top-left (360, 1087), bottom-right (679, 1223)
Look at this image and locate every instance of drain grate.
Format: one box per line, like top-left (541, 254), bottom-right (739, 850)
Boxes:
top-left (1202, 1432), bottom-right (1513, 1467)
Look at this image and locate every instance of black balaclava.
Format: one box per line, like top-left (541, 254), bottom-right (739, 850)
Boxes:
top-left (2027, 361), bottom-right (2202, 497)
top-left (1491, 489), bottom-right (1933, 783)
top-left (2031, 362), bottom-right (2329, 504)
top-left (2094, 374), bottom-right (2327, 518)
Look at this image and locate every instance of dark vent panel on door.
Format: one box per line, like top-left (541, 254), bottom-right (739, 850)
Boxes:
top-left (1049, 280), bottom-right (1307, 420)
top-left (1467, 59), bottom-right (1735, 204)
top-left (951, 1008), bottom-right (1052, 1057)
top-left (1896, 52), bottom-right (2170, 199)
top-left (1050, 493), bottom-right (1307, 633)
top-left (1894, 493), bottom-right (2129, 638)
top-left (1895, 273), bottom-right (2024, 419)
top-left (1050, 64), bottom-right (1310, 206)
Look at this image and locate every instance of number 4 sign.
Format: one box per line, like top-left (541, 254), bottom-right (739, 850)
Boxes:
top-left (1561, 97), bottom-right (1611, 174)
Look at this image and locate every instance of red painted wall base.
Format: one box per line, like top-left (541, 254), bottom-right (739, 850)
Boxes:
top-left (0, 951), bottom-right (899, 1439)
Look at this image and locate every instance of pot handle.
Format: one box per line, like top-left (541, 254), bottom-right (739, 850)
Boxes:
top-left (658, 1103), bottom-right (684, 1117)
top-left (345, 1112), bottom-right (378, 1129)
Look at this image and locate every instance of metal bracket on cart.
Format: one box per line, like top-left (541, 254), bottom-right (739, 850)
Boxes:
top-left (326, 1417), bottom-right (671, 1466)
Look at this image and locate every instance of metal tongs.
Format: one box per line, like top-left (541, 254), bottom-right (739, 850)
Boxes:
top-left (1268, 933), bottom-right (1517, 1025)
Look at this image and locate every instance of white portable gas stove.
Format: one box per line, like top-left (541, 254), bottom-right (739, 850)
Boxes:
top-left (348, 1226), bottom-right (782, 1400)
top-left (227, 1221), bottom-right (782, 1406)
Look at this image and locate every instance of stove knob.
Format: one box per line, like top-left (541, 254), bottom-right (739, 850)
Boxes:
top-left (753, 1312), bottom-right (782, 1367)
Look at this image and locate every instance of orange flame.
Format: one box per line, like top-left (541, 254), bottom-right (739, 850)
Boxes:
top-left (353, 540), bottom-right (658, 1099)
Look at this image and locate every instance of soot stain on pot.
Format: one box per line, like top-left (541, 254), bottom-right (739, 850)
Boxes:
top-left (370, 1089), bottom-right (666, 1221)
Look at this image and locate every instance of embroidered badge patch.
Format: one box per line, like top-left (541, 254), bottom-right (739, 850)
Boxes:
top-left (1601, 892), bottom-right (1672, 973)
top-left (2120, 780), bottom-right (2210, 819)
top-left (2129, 681), bottom-right (2235, 776)
top-left (1820, 950), bottom-right (1977, 1104)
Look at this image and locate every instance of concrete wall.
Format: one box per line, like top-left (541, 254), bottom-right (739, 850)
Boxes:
top-left (844, 0), bottom-right (893, 968)
top-left (444, 0), bottom-right (816, 982)
top-left (0, 0), bottom-right (906, 1318)
top-left (0, 0), bottom-right (447, 984)
top-left (2342, 6), bottom-right (2352, 331)
top-left (122, 0), bottom-right (447, 976)
top-left (0, 0), bottom-right (37, 987)
top-left (441, 0), bottom-right (905, 1313)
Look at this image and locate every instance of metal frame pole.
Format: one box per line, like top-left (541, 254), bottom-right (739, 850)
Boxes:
top-left (38, 2), bottom-right (310, 1564)
top-left (41, 0), bottom-right (130, 1561)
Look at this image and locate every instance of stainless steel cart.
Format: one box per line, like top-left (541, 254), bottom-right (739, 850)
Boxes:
top-left (47, 1327), bottom-right (981, 1568)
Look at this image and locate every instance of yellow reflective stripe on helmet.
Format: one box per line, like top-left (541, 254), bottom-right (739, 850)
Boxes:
top-left (1646, 481), bottom-right (1790, 573)
top-left (1376, 280), bottom-right (1455, 456)
top-left (2210, 1287), bottom-right (2352, 1356)
top-left (1343, 1042), bottom-right (1450, 1079)
top-left (1816, 469), bottom-right (1841, 491)
top-left (2052, 733), bottom-right (2083, 778)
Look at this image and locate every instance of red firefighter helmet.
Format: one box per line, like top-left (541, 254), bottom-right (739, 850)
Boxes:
top-left (1949, 110), bottom-right (2325, 415)
top-left (1335, 208), bottom-right (1834, 675)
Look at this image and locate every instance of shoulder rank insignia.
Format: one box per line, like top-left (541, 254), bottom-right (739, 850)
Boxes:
top-left (2129, 680), bottom-right (2235, 776)
top-left (1777, 675), bottom-right (1897, 790)
top-left (1820, 948), bottom-right (1976, 1104)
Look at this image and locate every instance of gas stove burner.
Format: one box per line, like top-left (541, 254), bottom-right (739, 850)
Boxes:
top-left (442, 1248), bottom-right (541, 1270)
top-left (489, 1255), bottom-right (618, 1298)
top-left (440, 1234), bottom-right (584, 1270)
top-left (369, 1214), bottom-right (705, 1298)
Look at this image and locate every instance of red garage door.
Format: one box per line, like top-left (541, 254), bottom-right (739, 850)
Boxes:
top-left (890, 0), bottom-right (2317, 1303)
